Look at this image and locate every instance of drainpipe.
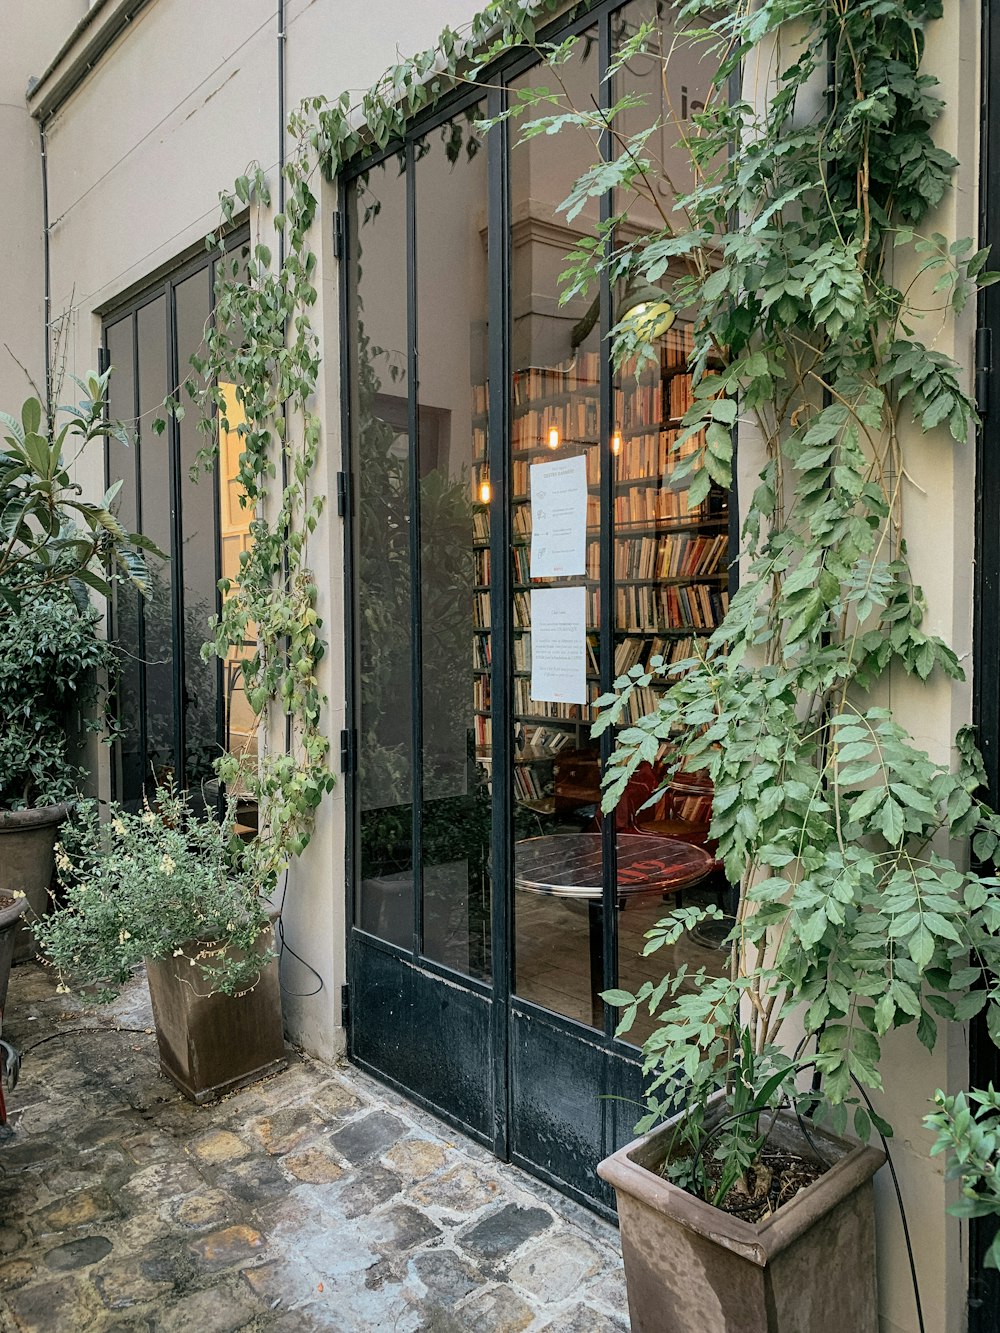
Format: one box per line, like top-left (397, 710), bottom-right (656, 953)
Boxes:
top-left (39, 118), bottom-right (51, 421)
top-left (277, 0), bottom-right (291, 758)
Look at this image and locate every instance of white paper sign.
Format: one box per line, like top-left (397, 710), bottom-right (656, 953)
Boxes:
top-left (530, 586), bottom-right (587, 705)
top-left (530, 454), bottom-right (588, 578)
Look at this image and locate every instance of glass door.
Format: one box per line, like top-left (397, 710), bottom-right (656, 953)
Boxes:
top-left (345, 0), bottom-right (732, 1210)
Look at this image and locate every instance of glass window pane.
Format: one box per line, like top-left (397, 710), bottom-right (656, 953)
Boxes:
top-left (136, 295), bottom-right (173, 793)
top-left (106, 316), bottom-right (142, 806)
top-left (217, 380), bottom-right (258, 817)
top-left (174, 268), bottom-right (219, 793)
top-left (415, 107), bottom-right (491, 980)
top-left (611, 2), bottom-right (732, 1048)
top-left (349, 153), bottom-right (414, 949)
top-left (509, 32), bottom-right (604, 1027)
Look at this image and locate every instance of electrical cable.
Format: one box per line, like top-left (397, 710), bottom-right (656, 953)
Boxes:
top-left (45, 3), bottom-right (286, 234)
top-left (851, 1076), bottom-right (926, 1333)
top-left (274, 869), bottom-right (325, 998)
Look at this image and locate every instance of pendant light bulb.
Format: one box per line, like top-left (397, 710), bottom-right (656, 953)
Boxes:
top-left (547, 426), bottom-right (560, 450)
top-left (479, 477), bottom-right (492, 504)
top-left (611, 430), bottom-right (622, 456)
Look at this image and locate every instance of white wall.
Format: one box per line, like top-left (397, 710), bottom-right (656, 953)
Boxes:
top-left (0, 0), bottom-right (86, 411)
top-left (29, 0), bottom-right (484, 1062)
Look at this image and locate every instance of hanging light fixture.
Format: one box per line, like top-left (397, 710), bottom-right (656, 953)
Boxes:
top-left (479, 476), bottom-right (491, 504)
top-left (611, 430), bottom-right (622, 456)
top-left (547, 426), bottom-right (560, 450)
top-left (570, 275), bottom-right (674, 349)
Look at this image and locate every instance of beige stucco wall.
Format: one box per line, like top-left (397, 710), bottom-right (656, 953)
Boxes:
top-left (13, 1), bottom-right (988, 1328)
top-left (870, 7), bottom-right (982, 1330)
top-left (26, 0), bottom-right (484, 1063)
top-left (0, 0), bottom-right (86, 412)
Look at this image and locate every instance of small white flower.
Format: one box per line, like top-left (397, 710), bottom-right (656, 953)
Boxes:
top-left (10, 889), bottom-right (25, 900)
top-left (55, 846), bottom-right (71, 872)
top-left (55, 983), bottom-right (70, 994)
top-left (172, 948), bottom-right (184, 957)
top-left (112, 817), bottom-right (127, 836)
top-left (142, 810), bottom-right (156, 825)
top-left (119, 930), bottom-right (132, 944)
top-left (160, 855), bottom-right (176, 876)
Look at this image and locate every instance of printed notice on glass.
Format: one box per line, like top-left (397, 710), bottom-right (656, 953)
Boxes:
top-left (530, 454), bottom-right (587, 578)
top-left (530, 586), bottom-right (587, 705)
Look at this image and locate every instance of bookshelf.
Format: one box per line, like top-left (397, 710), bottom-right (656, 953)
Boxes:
top-left (471, 323), bottom-right (729, 817)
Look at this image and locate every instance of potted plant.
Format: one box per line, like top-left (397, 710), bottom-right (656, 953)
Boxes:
top-left (34, 785), bottom-right (285, 1102)
top-left (0, 372), bottom-right (153, 954)
top-left (0, 590), bottom-right (117, 960)
top-left (467, 2), bottom-right (1000, 1328)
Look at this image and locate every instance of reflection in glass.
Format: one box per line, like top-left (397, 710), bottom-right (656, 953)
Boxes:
top-left (216, 383), bottom-right (258, 796)
top-left (417, 109), bottom-right (492, 979)
top-left (136, 296), bottom-right (173, 792)
top-left (610, 2), bottom-right (731, 1047)
top-left (350, 153), bottom-right (414, 949)
top-left (508, 32), bottom-right (605, 1027)
top-left (106, 316), bottom-right (142, 806)
top-left (174, 268), bottom-right (219, 791)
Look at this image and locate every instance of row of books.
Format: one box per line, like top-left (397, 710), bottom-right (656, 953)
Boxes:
top-left (615, 635), bottom-right (705, 675)
top-left (473, 676), bottom-right (491, 713)
top-left (511, 444), bottom-right (599, 497)
top-left (512, 402), bottom-right (599, 451)
top-left (518, 725), bottom-right (575, 761)
top-left (616, 583), bottom-right (729, 632)
top-left (609, 532), bottom-right (729, 582)
top-left (614, 429), bottom-right (703, 479)
top-left (616, 485), bottom-right (706, 525)
top-left (474, 631), bottom-right (706, 678)
top-left (513, 765), bottom-right (553, 805)
top-left (511, 352), bottom-right (601, 406)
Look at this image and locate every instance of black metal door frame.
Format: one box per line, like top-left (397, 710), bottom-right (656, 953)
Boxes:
top-left (971, 3), bottom-right (1000, 1325)
top-left (340, 0), bottom-right (703, 1214)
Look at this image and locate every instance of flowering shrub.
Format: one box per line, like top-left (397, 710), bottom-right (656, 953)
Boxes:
top-left (35, 786), bottom-right (272, 999)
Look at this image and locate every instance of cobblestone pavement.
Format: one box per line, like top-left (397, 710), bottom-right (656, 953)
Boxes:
top-left (0, 964), bottom-right (628, 1332)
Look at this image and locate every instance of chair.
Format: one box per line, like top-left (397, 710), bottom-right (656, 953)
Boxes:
top-left (595, 761), bottom-right (725, 910)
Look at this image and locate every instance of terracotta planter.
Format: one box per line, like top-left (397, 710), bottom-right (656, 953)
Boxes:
top-left (145, 920), bottom-right (286, 1104)
top-left (0, 892), bottom-right (28, 1016)
top-left (598, 1102), bottom-right (885, 1333)
top-left (0, 803), bottom-right (70, 963)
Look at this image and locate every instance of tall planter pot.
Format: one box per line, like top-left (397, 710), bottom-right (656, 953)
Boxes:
top-left (598, 1103), bottom-right (886, 1333)
top-left (0, 803), bottom-right (70, 964)
top-left (0, 892), bottom-right (28, 1017)
top-left (145, 919), bottom-right (286, 1104)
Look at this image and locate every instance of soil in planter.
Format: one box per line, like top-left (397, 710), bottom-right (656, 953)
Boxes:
top-left (675, 1148), bottom-right (827, 1224)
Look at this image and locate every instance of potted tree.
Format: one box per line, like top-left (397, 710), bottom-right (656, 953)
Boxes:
top-left (0, 373), bottom-right (152, 957)
top-left (35, 785), bottom-right (286, 1102)
top-left (471, 3), bottom-right (1000, 1329)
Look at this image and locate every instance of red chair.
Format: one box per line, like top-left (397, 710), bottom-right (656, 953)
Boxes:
top-left (596, 762), bottom-right (725, 909)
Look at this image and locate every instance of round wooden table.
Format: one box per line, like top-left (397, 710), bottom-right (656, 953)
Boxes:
top-left (514, 832), bottom-right (714, 1025)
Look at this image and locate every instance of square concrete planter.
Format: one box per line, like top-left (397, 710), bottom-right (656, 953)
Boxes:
top-left (145, 921), bottom-right (286, 1104)
top-left (598, 1103), bottom-right (885, 1333)
top-left (0, 803), bottom-right (70, 963)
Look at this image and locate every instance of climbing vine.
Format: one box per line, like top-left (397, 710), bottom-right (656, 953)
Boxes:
top-left (179, 0), bottom-right (578, 878)
top-left (175, 0), bottom-right (1000, 1247)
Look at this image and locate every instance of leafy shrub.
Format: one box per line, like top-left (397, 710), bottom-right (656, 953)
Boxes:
top-left (35, 785), bottom-right (271, 998)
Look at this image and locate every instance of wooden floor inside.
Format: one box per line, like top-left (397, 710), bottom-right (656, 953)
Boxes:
top-left (514, 883), bottom-right (728, 1048)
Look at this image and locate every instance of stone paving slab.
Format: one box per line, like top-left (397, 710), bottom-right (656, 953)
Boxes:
top-left (0, 964), bottom-right (627, 1331)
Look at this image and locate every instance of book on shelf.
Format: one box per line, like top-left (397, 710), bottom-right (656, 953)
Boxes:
top-left (610, 532), bottom-right (728, 581)
top-left (512, 352), bottom-right (601, 406)
top-left (616, 583), bottom-right (729, 633)
top-left (614, 635), bottom-right (704, 675)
